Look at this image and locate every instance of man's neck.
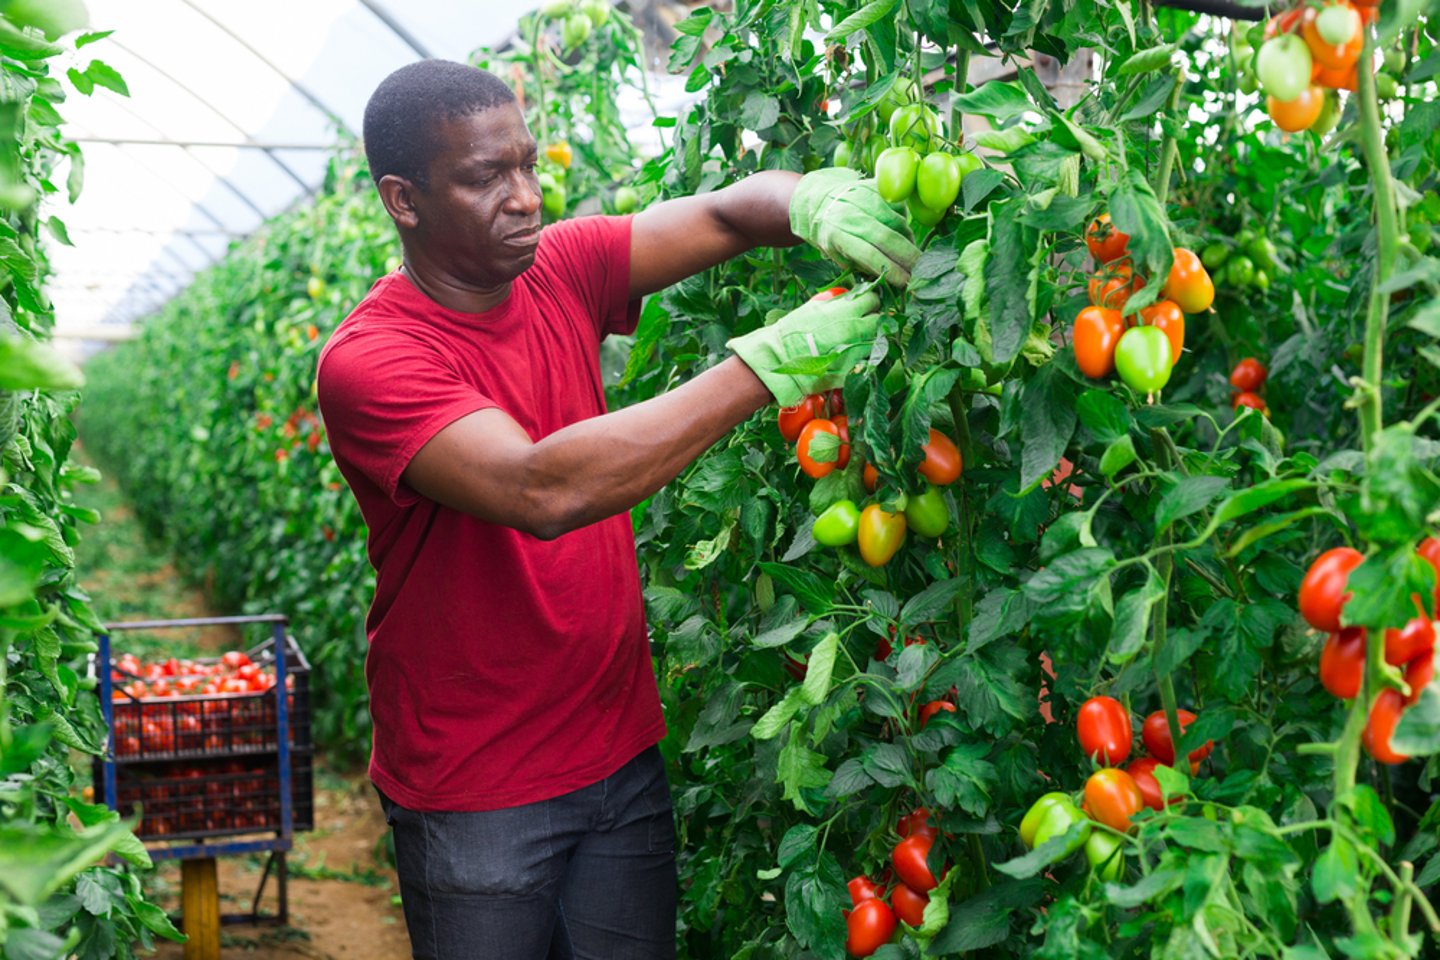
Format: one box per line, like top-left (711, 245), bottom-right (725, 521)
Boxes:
top-left (400, 261), bottom-right (512, 314)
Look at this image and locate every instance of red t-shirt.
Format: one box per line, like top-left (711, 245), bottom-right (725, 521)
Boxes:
top-left (316, 215), bottom-right (665, 812)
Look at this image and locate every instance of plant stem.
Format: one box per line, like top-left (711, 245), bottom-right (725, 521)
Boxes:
top-left (948, 386), bottom-right (975, 634)
top-left (1149, 427), bottom-right (1183, 763)
top-left (530, 15), bottom-right (551, 146)
top-left (1394, 861), bottom-right (1415, 945)
top-left (1155, 66), bottom-right (1185, 206)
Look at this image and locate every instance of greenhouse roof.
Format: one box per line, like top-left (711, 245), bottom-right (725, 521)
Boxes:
top-left (44, 0), bottom-right (684, 344)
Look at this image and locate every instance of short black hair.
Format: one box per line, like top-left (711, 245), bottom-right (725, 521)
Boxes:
top-left (362, 60), bottom-right (516, 189)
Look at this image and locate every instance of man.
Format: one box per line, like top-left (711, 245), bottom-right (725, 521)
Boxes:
top-left (316, 59), bottom-right (918, 959)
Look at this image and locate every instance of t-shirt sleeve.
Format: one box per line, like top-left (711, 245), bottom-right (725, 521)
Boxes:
top-left (536, 214), bottom-right (641, 338)
top-left (317, 327), bottom-right (496, 507)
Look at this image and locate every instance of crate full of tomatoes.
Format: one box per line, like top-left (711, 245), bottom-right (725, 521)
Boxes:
top-left (106, 635), bottom-right (311, 761)
top-left (98, 753), bottom-right (315, 841)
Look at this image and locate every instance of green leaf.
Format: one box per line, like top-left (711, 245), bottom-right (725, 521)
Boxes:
top-left (1116, 43), bottom-right (1177, 75)
top-left (1075, 389), bottom-right (1132, 443)
top-left (133, 898), bottom-right (185, 940)
top-left (0, 821), bottom-right (136, 905)
top-left (1109, 570), bottom-right (1165, 663)
top-left (752, 689), bottom-right (806, 740)
top-left (1019, 364), bottom-right (1077, 492)
top-left (924, 742), bottom-right (996, 817)
top-left (752, 617), bottom-right (808, 649)
top-left (0, 332), bottom-right (84, 390)
top-left (800, 633), bottom-right (838, 706)
top-left (952, 81), bottom-right (1034, 123)
top-left (1312, 837), bottom-right (1359, 904)
top-left (1108, 169), bottom-right (1171, 299)
top-left (1155, 476), bottom-right (1230, 534)
top-left (1100, 435), bottom-right (1137, 478)
top-left (993, 821), bottom-right (1089, 878)
top-left (784, 856), bottom-right (848, 951)
top-left (984, 199), bottom-right (1038, 366)
top-left (899, 576), bottom-right (965, 626)
top-left (824, 0), bottom-right (900, 42)
top-left (777, 728), bottom-right (831, 809)
top-left (758, 561), bottom-right (835, 615)
top-left (861, 742), bottom-right (914, 788)
top-left (1393, 680), bottom-right (1440, 756)
top-left (778, 824), bottom-right (818, 869)
top-left (76, 59), bottom-right (128, 96)
top-left (826, 758), bottom-right (874, 798)
top-left (3, 929), bottom-right (68, 960)
top-left (1103, 868), bottom-right (1185, 908)
top-left (929, 878), bottom-right (1044, 952)
top-left (0, 16), bottom-right (61, 59)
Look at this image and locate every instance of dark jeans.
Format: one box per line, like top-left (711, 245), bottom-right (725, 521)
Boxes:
top-left (377, 746), bottom-right (677, 960)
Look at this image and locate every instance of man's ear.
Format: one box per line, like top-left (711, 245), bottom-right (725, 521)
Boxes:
top-left (378, 174), bottom-right (420, 230)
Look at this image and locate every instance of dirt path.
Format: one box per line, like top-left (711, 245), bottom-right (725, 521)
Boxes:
top-left (72, 442), bottom-right (412, 959)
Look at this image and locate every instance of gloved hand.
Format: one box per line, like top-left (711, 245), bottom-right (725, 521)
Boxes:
top-left (728, 290), bottom-right (882, 406)
top-left (790, 168), bottom-right (921, 287)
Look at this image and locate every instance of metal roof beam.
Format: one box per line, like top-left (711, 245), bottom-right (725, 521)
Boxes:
top-left (71, 136), bottom-right (333, 151)
top-left (357, 0), bottom-right (434, 59)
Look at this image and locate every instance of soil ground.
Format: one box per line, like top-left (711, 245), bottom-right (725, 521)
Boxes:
top-left (73, 441), bottom-right (412, 959)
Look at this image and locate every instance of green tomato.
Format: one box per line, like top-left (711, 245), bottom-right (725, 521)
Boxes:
top-left (543, 184), bottom-right (567, 218)
top-left (860, 137), bottom-right (884, 175)
top-left (889, 103), bottom-right (939, 152)
top-left (904, 486), bottom-right (949, 538)
top-left (1245, 236), bottom-right (1279, 273)
top-left (1114, 326), bottom-right (1174, 393)
top-left (916, 153), bottom-right (962, 211)
top-left (538, 171), bottom-right (559, 193)
top-left (1384, 47), bottom-right (1406, 76)
top-left (1032, 801), bottom-right (1091, 856)
top-left (1253, 269), bottom-right (1270, 291)
top-left (875, 146), bottom-right (920, 203)
top-left (1311, 91), bottom-right (1341, 137)
top-left (833, 141), bottom-right (853, 170)
top-left (1201, 243), bottom-right (1229, 270)
top-left (1020, 792), bottom-right (1073, 848)
top-left (561, 12), bottom-right (592, 48)
top-left (954, 151), bottom-right (983, 179)
top-left (1318, 4), bottom-right (1359, 46)
top-left (1085, 831), bottom-right (1125, 881)
top-left (579, 0), bottom-right (610, 27)
top-left (1256, 35), bottom-right (1312, 103)
top-left (1376, 73), bottom-right (1398, 100)
top-left (813, 499), bottom-right (862, 547)
top-left (1238, 69), bottom-right (1258, 95)
top-left (541, 0), bottom-right (573, 17)
top-left (882, 360), bottom-right (908, 395)
top-left (907, 194), bottom-right (946, 227)
top-left (1227, 254), bottom-right (1256, 287)
top-left (1235, 227), bottom-right (1256, 246)
top-left (877, 76), bottom-right (918, 123)
top-left (613, 186), bottom-right (639, 214)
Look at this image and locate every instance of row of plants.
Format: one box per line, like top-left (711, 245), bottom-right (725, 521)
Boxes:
top-left (0, 5), bottom-right (183, 957)
top-left (78, 0), bottom-right (1440, 957)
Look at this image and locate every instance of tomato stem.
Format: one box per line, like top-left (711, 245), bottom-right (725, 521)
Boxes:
top-left (529, 14), bottom-right (551, 146)
top-left (1154, 65), bottom-right (1185, 207)
top-left (1149, 427), bottom-right (1184, 773)
top-left (947, 386), bottom-right (975, 632)
top-left (1394, 860), bottom-right (1415, 943)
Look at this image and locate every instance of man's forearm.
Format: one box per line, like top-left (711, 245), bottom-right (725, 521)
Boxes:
top-left (522, 357), bottom-right (773, 537)
top-left (711, 170), bottom-right (804, 249)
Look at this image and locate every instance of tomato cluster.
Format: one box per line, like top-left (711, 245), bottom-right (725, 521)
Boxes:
top-left (1228, 356), bottom-right (1271, 417)
top-left (112, 649), bottom-right (279, 700)
top-left (1073, 216), bottom-right (1215, 396)
top-left (1246, 0), bottom-right (1398, 135)
top-left (841, 808), bottom-right (943, 955)
top-left (1302, 540), bottom-right (1440, 764)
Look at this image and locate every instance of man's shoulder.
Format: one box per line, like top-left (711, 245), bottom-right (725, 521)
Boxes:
top-left (318, 275), bottom-right (444, 373)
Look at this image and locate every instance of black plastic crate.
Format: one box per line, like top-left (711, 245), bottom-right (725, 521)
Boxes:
top-left (107, 634), bottom-right (311, 762)
top-left (97, 749), bottom-right (315, 842)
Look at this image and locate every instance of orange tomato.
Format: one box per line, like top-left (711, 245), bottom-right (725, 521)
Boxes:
top-left (1088, 260), bottom-right (1142, 312)
top-left (919, 429), bottom-right (962, 485)
top-left (1363, 688), bottom-right (1410, 765)
top-left (797, 418), bottom-right (841, 479)
top-left (1073, 306), bottom-right (1126, 378)
top-left (1302, 5), bottom-right (1362, 69)
top-left (544, 141), bottom-right (573, 168)
top-left (863, 462), bottom-right (878, 492)
top-left (1086, 213), bottom-right (1130, 264)
top-left (1083, 768), bottom-right (1145, 833)
top-left (1268, 86), bottom-right (1324, 133)
top-left (1314, 63), bottom-right (1358, 90)
top-left (1139, 300), bottom-right (1185, 363)
top-left (1162, 248), bottom-right (1214, 314)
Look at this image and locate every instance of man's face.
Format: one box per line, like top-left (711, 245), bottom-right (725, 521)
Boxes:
top-left (407, 103), bottom-right (543, 287)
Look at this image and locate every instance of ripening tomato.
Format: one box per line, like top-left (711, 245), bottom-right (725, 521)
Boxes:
top-left (1364, 688), bottom-right (1410, 765)
top-left (1077, 696), bottom-right (1132, 765)
top-left (862, 462), bottom-right (878, 492)
top-left (1418, 536), bottom-right (1440, 614)
top-left (1313, 62), bottom-right (1358, 90)
top-left (848, 876), bottom-right (881, 906)
top-left (1232, 391), bottom-right (1269, 416)
top-left (544, 141), bottom-right (573, 169)
top-left (778, 394), bottom-right (824, 442)
top-left (1163, 248), bottom-right (1214, 314)
top-left (919, 429), bottom-right (962, 486)
top-left (1139, 300), bottom-right (1185, 363)
top-left (1299, 547), bottom-right (1364, 632)
top-left (1229, 358), bottom-right (1268, 392)
top-left (1086, 213), bottom-right (1131, 264)
top-left (891, 882), bottom-right (929, 927)
top-left (1125, 758), bottom-right (1166, 811)
top-left (1303, 5), bottom-right (1362, 69)
top-left (892, 832), bottom-right (940, 892)
top-left (1088, 260), bottom-right (1142, 312)
top-left (858, 504), bottom-right (907, 567)
top-left (1268, 85), bottom-right (1324, 132)
top-left (1320, 627), bottom-right (1367, 699)
top-left (919, 700), bottom-right (956, 728)
top-left (1141, 709), bottom-right (1213, 771)
top-left (1385, 616), bottom-right (1436, 666)
top-left (1084, 768), bottom-right (1145, 833)
top-left (1405, 652), bottom-right (1435, 706)
top-left (797, 418), bottom-right (842, 479)
top-left (810, 287), bottom-right (849, 304)
top-left (1073, 306), bottom-right (1126, 379)
top-left (845, 897), bottom-right (897, 957)
top-left (897, 807), bottom-right (935, 839)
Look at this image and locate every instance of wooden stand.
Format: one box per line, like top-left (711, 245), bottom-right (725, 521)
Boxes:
top-left (181, 857), bottom-right (221, 960)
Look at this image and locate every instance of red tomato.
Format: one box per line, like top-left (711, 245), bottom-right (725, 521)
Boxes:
top-left (919, 700), bottom-right (956, 728)
top-left (1385, 616), bottom-right (1436, 666)
top-left (810, 286), bottom-right (848, 303)
top-left (778, 395), bottom-right (824, 443)
top-left (832, 415), bottom-right (853, 470)
top-left (1232, 392), bottom-right (1269, 416)
top-left (892, 832), bottom-right (940, 892)
top-left (847, 875), bottom-right (880, 906)
top-left (1405, 653), bottom-right (1435, 706)
top-left (919, 429), bottom-right (962, 486)
top-left (896, 807), bottom-right (935, 839)
top-left (1299, 547), bottom-right (1364, 632)
top-left (1229, 358), bottom-right (1268, 393)
top-left (862, 462), bottom-right (878, 492)
top-left (1088, 260), bottom-right (1142, 312)
top-left (797, 418), bottom-right (842, 479)
top-left (221, 677), bottom-right (251, 694)
top-left (1125, 758), bottom-right (1166, 811)
top-left (891, 883), bottom-right (929, 927)
top-left (1363, 688), bottom-right (1410, 765)
top-left (1320, 627), bottom-right (1367, 699)
top-left (222, 651), bottom-right (253, 670)
top-left (1083, 768), bottom-right (1145, 833)
top-left (1076, 696), bottom-right (1132, 765)
top-left (1086, 213), bottom-right (1130, 264)
top-left (1139, 300), bottom-right (1185, 362)
top-left (1419, 536), bottom-right (1440, 614)
top-left (825, 387), bottom-right (846, 418)
top-left (1073, 306), bottom-right (1126, 379)
top-left (1141, 709), bottom-right (1212, 772)
top-left (161, 658), bottom-right (181, 677)
top-left (845, 898), bottom-right (897, 957)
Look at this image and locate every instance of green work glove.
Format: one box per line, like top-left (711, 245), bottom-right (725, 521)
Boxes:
top-left (790, 168), bottom-right (921, 287)
top-left (728, 290), bottom-right (882, 406)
